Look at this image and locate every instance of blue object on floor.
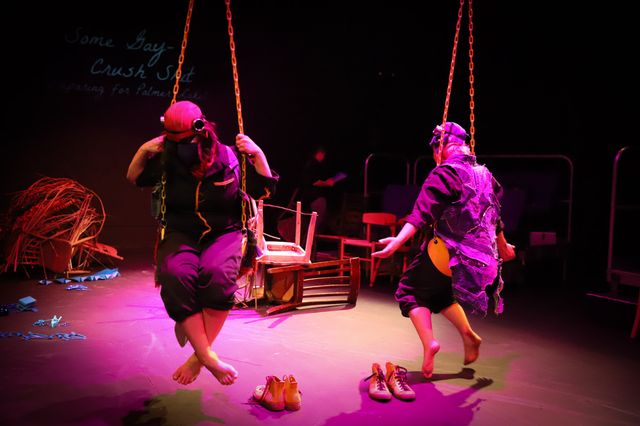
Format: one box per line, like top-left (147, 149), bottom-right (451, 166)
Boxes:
top-left (17, 296), bottom-right (37, 311)
top-left (33, 315), bottom-right (64, 328)
top-left (0, 331), bottom-right (86, 340)
top-left (66, 284), bottom-right (88, 291)
top-left (0, 304), bottom-right (18, 314)
top-left (51, 315), bottom-right (62, 328)
top-left (70, 268), bottom-right (120, 282)
top-left (92, 268), bottom-right (121, 280)
top-left (37, 269), bottom-right (122, 285)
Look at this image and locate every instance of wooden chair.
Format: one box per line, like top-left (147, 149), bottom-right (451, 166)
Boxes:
top-left (264, 257), bottom-right (361, 315)
top-left (340, 212), bottom-right (409, 286)
top-left (255, 199), bottom-right (317, 265)
top-left (314, 192), bottom-right (366, 261)
top-left (244, 200), bottom-right (318, 307)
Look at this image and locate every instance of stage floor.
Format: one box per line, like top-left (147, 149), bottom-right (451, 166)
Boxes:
top-left (0, 251), bottom-right (638, 426)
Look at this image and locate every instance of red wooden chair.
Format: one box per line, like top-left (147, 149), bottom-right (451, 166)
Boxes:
top-left (340, 212), bottom-right (410, 287)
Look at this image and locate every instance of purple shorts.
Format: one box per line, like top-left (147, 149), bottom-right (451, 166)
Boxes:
top-left (156, 229), bottom-right (242, 322)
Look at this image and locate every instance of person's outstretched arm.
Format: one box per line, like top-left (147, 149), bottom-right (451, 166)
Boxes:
top-left (372, 222), bottom-right (418, 258)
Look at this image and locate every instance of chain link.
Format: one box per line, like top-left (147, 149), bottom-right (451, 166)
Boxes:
top-left (225, 0), bottom-right (247, 229)
top-left (160, 173), bottom-right (167, 240)
top-left (171, 0), bottom-right (195, 106)
top-left (160, 0), bottom-right (194, 240)
top-left (437, 0), bottom-right (465, 165)
top-left (467, 0), bottom-right (476, 155)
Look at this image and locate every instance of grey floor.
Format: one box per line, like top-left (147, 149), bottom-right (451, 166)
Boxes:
top-left (0, 251), bottom-right (638, 426)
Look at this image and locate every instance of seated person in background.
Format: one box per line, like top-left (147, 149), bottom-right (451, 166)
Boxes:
top-left (279, 145), bottom-right (347, 239)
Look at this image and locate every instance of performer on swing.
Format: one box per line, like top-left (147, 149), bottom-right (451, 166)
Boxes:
top-left (127, 100), bottom-right (278, 385)
top-left (373, 121), bottom-right (515, 378)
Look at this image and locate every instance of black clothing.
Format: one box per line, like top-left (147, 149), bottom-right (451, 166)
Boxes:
top-left (136, 140), bottom-right (278, 320)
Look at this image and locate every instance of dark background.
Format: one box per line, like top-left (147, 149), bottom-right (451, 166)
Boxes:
top-left (1, 1), bottom-right (636, 288)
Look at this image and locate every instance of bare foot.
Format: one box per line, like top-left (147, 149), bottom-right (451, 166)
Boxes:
top-left (462, 331), bottom-right (482, 365)
top-left (422, 340), bottom-right (441, 379)
top-left (172, 353), bottom-right (202, 385)
top-left (202, 349), bottom-right (239, 386)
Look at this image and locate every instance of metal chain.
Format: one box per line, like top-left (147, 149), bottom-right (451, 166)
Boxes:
top-left (225, 0), bottom-right (247, 229)
top-left (437, 0), bottom-right (465, 165)
top-left (161, 0), bottom-right (195, 240)
top-left (468, 0), bottom-right (476, 155)
top-left (160, 173), bottom-right (167, 240)
top-left (171, 0), bottom-right (195, 106)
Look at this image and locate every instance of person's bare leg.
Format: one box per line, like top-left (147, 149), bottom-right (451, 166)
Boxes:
top-left (409, 307), bottom-right (440, 378)
top-left (172, 308), bottom-right (235, 385)
top-left (172, 314), bottom-right (206, 385)
top-left (440, 303), bottom-right (482, 365)
top-left (202, 308), bottom-right (238, 384)
top-left (178, 311), bottom-right (237, 385)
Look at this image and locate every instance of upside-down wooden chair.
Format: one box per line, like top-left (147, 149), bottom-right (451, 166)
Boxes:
top-left (264, 257), bottom-right (361, 315)
top-left (250, 199), bottom-right (318, 304)
top-left (255, 199), bottom-right (317, 265)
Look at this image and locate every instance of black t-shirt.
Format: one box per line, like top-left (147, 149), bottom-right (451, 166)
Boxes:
top-left (137, 141), bottom-right (278, 239)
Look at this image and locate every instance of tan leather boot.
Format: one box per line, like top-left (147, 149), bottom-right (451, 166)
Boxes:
top-left (283, 374), bottom-right (302, 411)
top-left (253, 376), bottom-right (285, 411)
top-left (385, 362), bottom-right (416, 401)
top-left (366, 363), bottom-right (392, 401)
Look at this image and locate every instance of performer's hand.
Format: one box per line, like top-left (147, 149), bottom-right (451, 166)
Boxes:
top-left (499, 243), bottom-right (516, 262)
top-left (313, 179), bottom-right (334, 187)
top-left (235, 134), bottom-right (262, 157)
top-left (372, 237), bottom-right (397, 258)
top-left (496, 231), bottom-right (516, 262)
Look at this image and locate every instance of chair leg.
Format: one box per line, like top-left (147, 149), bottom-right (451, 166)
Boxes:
top-left (371, 257), bottom-right (384, 287)
top-left (369, 258), bottom-right (376, 287)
